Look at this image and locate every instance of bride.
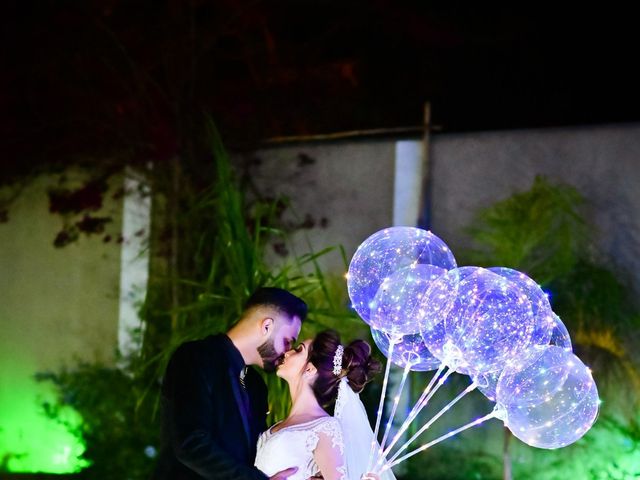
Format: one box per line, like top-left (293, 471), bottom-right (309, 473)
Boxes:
top-left (255, 330), bottom-right (395, 480)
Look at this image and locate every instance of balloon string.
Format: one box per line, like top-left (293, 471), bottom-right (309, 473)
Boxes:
top-left (366, 339), bottom-right (396, 471)
top-left (376, 364), bottom-right (451, 463)
top-left (378, 361), bottom-right (413, 455)
top-left (384, 381), bottom-right (478, 466)
top-left (382, 410), bottom-right (498, 470)
top-left (393, 363), bottom-right (448, 437)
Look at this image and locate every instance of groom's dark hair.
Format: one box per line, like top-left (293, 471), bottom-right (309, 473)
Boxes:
top-left (244, 287), bottom-right (308, 322)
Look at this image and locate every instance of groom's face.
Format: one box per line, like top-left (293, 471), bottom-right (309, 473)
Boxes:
top-left (258, 313), bottom-right (301, 372)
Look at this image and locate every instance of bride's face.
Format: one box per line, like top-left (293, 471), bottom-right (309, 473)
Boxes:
top-left (276, 338), bottom-right (313, 381)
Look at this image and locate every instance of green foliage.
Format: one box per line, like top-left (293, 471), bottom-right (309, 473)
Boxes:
top-left (464, 176), bottom-right (587, 284)
top-left (402, 444), bottom-right (502, 480)
top-left (36, 356), bottom-right (159, 479)
top-left (510, 414), bottom-right (640, 480)
top-left (550, 259), bottom-right (640, 414)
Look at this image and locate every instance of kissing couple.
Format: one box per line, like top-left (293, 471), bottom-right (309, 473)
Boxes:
top-left (153, 287), bottom-right (395, 480)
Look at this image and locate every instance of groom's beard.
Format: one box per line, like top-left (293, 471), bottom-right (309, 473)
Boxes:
top-left (257, 338), bottom-right (280, 373)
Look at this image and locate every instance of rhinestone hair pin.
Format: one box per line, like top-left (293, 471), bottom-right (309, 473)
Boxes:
top-left (333, 345), bottom-right (344, 376)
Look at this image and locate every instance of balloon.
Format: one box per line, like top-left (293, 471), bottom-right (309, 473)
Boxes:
top-left (422, 268), bottom-right (536, 375)
top-left (496, 345), bottom-right (599, 449)
top-left (486, 267), bottom-right (572, 352)
top-left (547, 312), bottom-right (572, 352)
top-left (418, 267), bottom-right (481, 373)
top-left (488, 267), bottom-right (555, 346)
top-left (420, 266), bottom-right (480, 328)
top-left (476, 312), bottom-right (572, 401)
top-left (371, 327), bottom-right (441, 372)
top-left (347, 227), bottom-right (456, 324)
top-left (487, 268), bottom-right (550, 316)
top-left (473, 370), bottom-right (501, 401)
top-left (369, 263), bottom-right (446, 335)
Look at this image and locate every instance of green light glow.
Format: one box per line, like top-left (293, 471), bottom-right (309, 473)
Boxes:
top-left (0, 363), bottom-right (87, 473)
top-left (511, 415), bottom-right (640, 479)
top-left (0, 173), bottom-right (122, 474)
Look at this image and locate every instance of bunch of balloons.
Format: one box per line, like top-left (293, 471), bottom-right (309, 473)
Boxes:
top-left (347, 227), bottom-right (600, 473)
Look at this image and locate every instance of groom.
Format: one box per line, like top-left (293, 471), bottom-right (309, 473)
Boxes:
top-left (153, 287), bottom-right (307, 479)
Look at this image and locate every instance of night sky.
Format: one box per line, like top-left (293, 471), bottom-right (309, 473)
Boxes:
top-left (2, 1), bottom-right (639, 175)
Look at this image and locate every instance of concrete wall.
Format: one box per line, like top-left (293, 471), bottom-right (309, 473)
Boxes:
top-left (430, 123), bottom-right (640, 294)
top-left (241, 123), bottom-right (640, 295)
top-left (237, 139), bottom-right (397, 275)
top-left (0, 170), bottom-right (123, 472)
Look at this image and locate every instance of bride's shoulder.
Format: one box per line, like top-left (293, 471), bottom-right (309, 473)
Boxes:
top-left (311, 415), bottom-right (340, 429)
top-left (310, 417), bottom-right (342, 438)
top-left (308, 416), bottom-right (344, 454)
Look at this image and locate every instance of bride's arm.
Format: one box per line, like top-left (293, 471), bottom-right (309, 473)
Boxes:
top-left (313, 430), bottom-right (347, 480)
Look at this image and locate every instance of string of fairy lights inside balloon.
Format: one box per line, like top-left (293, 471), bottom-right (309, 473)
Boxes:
top-left (346, 227), bottom-right (600, 476)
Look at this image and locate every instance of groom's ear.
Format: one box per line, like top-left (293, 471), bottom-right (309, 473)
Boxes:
top-left (260, 317), bottom-right (274, 336)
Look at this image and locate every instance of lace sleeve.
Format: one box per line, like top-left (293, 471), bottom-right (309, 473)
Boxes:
top-left (310, 418), bottom-right (347, 480)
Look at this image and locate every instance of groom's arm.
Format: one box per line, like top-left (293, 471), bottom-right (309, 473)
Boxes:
top-left (164, 343), bottom-right (269, 480)
top-left (174, 431), bottom-right (268, 480)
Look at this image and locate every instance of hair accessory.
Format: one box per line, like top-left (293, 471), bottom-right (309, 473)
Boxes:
top-left (333, 345), bottom-right (344, 376)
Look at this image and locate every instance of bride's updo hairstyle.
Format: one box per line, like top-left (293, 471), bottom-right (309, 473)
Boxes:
top-left (307, 330), bottom-right (380, 412)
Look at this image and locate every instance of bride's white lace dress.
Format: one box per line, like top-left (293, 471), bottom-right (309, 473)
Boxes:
top-left (255, 379), bottom-right (396, 480)
top-left (254, 416), bottom-right (347, 480)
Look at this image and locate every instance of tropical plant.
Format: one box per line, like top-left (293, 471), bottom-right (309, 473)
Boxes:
top-left (464, 176), bottom-right (587, 284)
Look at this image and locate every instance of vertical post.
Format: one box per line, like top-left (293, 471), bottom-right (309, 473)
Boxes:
top-left (118, 165), bottom-right (152, 359)
top-left (417, 102), bottom-right (432, 230)
top-left (503, 428), bottom-right (513, 480)
top-left (170, 156), bottom-right (180, 332)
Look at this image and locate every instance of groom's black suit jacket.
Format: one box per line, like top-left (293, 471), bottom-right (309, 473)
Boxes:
top-left (153, 334), bottom-right (269, 480)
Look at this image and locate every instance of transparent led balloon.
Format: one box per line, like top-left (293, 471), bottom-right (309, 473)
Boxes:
top-left (371, 327), bottom-right (441, 372)
top-left (420, 266), bottom-right (481, 329)
top-left (427, 268), bottom-right (536, 375)
top-left (472, 312), bottom-right (573, 401)
top-left (548, 313), bottom-right (572, 352)
top-left (496, 345), bottom-right (599, 449)
top-left (474, 314), bottom-right (572, 402)
top-left (488, 267), bottom-right (555, 346)
top-left (418, 267), bottom-right (484, 372)
top-left (487, 267), bottom-right (550, 316)
top-left (370, 263), bottom-right (447, 335)
top-left (473, 370), bottom-right (501, 401)
top-left (347, 227), bottom-right (456, 324)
